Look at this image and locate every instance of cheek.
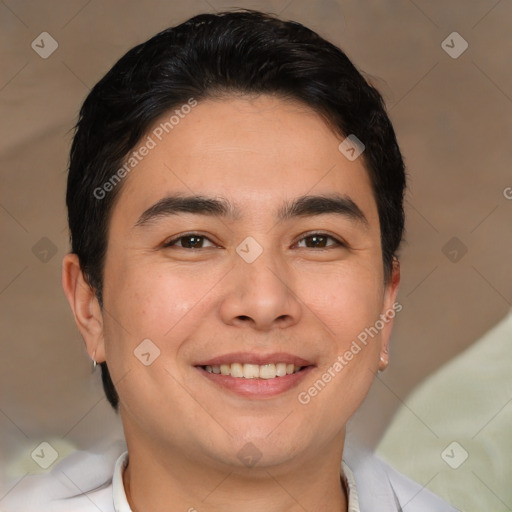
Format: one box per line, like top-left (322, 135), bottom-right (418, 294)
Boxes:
top-left (100, 266), bottom-right (202, 409)
top-left (101, 261), bottom-right (230, 383)
top-left (105, 262), bottom-right (210, 338)
top-left (301, 264), bottom-right (384, 345)
top-left (297, 270), bottom-right (384, 430)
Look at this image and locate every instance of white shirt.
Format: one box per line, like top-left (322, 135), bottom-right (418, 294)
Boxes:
top-left (1, 440), bottom-right (460, 511)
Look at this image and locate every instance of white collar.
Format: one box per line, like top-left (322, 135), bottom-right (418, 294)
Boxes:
top-left (342, 462), bottom-right (361, 512)
top-left (112, 451), bottom-right (131, 512)
top-left (113, 451), bottom-right (361, 512)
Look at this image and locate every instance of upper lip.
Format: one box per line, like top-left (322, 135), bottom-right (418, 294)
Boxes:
top-left (195, 352), bottom-right (315, 367)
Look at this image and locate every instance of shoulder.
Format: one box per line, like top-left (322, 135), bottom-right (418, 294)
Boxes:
top-left (343, 442), bottom-right (460, 511)
top-left (1, 440), bottom-right (126, 512)
top-left (382, 459), bottom-right (461, 511)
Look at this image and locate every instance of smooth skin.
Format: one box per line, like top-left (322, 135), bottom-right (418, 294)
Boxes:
top-left (63, 95), bottom-right (400, 512)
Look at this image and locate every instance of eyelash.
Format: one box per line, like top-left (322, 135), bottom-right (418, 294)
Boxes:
top-left (162, 232), bottom-right (346, 250)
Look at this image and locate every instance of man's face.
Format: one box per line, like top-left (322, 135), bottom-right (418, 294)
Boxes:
top-left (100, 95), bottom-right (399, 470)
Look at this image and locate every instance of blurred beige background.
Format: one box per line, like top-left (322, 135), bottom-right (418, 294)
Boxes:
top-left (1, 0), bottom-right (511, 501)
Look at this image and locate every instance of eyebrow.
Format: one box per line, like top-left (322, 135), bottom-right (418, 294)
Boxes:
top-left (134, 193), bottom-right (368, 228)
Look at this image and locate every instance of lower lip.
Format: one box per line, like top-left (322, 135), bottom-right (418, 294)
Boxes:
top-left (196, 366), bottom-right (314, 398)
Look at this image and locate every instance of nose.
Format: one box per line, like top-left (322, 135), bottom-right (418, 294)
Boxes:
top-left (219, 247), bottom-right (302, 331)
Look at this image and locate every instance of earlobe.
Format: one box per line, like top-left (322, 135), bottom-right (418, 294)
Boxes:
top-left (62, 254), bottom-right (106, 363)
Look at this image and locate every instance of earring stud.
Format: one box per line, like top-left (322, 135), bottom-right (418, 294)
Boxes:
top-left (92, 351), bottom-right (97, 373)
top-left (378, 355), bottom-right (389, 373)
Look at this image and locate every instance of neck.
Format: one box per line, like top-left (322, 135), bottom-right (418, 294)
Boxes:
top-left (122, 434), bottom-right (348, 512)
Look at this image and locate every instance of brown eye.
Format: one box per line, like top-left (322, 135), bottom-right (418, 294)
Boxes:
top-left (163, 234), bottom-right (216, 249)
top-left (296, 233), bottom-right (343, 249)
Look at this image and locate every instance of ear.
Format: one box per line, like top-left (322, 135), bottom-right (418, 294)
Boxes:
top-left (62, 253), bottom-right (106, 363)
top-left (378, 257), bottom-right (401, 371)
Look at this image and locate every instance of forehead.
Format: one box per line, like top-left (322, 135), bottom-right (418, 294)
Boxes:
top-left (111, 95), bottom-right (377, 225)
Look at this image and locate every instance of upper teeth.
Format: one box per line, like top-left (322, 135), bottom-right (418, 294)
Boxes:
top-left (204, 363), bottom-right (301, 379)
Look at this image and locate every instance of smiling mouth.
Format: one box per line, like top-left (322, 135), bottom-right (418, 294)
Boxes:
top-left (200, 362), bottom-right (306, 379)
